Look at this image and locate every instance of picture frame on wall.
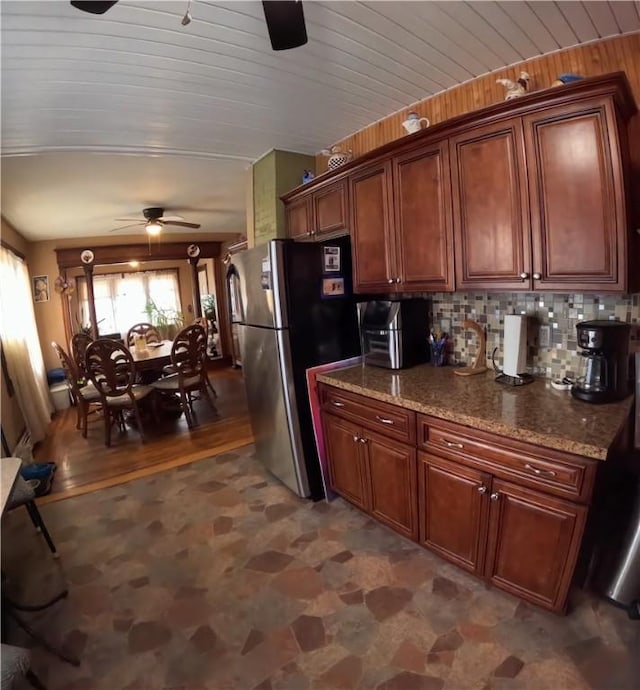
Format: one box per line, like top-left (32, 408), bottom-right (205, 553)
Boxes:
top-left (33, 275), bottom-right (49, 303)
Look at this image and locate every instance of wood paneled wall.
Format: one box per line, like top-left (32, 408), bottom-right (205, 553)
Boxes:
top-left (316, 33), bottom-right (640, 173)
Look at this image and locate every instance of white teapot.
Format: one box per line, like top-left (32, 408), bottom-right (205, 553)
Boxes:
top-left (402, 111), bottom-right (430, 134)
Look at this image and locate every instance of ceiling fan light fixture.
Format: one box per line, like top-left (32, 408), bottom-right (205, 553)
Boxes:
top-left (146, 221), bottom-right (163, 236)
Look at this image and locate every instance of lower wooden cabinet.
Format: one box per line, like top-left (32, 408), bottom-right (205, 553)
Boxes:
top-left (365, 431), bottom-right (417, 540)
top-left (321, 385), bottom-right (594, 614)
top-left (323, 412), bottom-right (417, 539)
top-left (418, 453), bottom-right (490, 575)
top-left (324, 413), bottom-right (369, 510)
top-left (485, 479), bottom-right (587, 612)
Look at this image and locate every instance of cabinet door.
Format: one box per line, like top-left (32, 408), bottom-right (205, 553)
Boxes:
top-left (392, 142), bottom-right (454, 291)
top-left (418, 452), bottom-right (490, 575)
top-left (364, 431), bottom-right (418, 540)
top-left (350, 160), bottom-right (397, 292)
top-left (286, 197), bottom-right (312, 240)
top-left (524, 101), bottom-right (626, 291)
top-left (314, 179), bottom-right (348, 237)
top-left (323, 413), bottom-right (368, 510)
top-left (485, 479), bottom-right (587, 612)
top-left (450, 120), bottom-right (531, 290)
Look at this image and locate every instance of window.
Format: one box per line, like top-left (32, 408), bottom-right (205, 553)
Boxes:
top-left (78, 269), bottom-right (181, 336)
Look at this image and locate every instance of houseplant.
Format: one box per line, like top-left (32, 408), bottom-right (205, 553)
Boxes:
top-left (144, 299), bottom-right (184, 340)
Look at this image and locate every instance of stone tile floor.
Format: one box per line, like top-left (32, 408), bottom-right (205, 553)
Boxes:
top-left (2, 444), bottom-right (638, 689)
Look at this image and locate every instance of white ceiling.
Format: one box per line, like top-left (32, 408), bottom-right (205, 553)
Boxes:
top-left (2, 1), bottom-right (639, 242)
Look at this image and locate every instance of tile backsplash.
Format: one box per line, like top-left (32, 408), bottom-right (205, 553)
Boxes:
top-left (426, 292), bottom-right (640, 380)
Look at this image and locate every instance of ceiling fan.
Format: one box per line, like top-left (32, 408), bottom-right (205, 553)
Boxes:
top-left (70, 1), bottom-right (308, 51)
top-left (111, 207), bottom-right (201, 235)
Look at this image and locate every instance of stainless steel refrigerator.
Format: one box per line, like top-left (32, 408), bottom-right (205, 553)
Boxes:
top-left (228, 236), bottom-right (360, 498)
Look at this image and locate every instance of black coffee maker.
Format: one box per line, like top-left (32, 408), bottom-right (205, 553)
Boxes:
top-left (571, 320), bottom-right (631, 404)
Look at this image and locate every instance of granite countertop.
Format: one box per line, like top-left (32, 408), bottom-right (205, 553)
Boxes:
top-left (317, 364), bottom-right (635, 461)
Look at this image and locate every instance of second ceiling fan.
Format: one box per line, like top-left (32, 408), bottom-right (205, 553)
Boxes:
top-left (111, 207), bottom-right (201, 235)
top-left (70, 0), bottom-right (308, 51)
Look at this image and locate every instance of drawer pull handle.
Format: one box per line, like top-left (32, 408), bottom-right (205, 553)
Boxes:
top-left (331, 401), bottom-right (345, 408)
top-left (375, 415), bottom-right (394, 425)
top-left (524, 463), bottom-right (556, 477)
top-left (477, 485), bottom-right (488, 495)
top-left (442, 438), bottom-right (464, 449)
top-left (490, 492), bottom-right (500, 501)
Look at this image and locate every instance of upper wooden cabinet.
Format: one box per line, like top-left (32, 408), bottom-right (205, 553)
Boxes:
top-left (282, 73), bottom-right (636, 293)
top-left (349, 160), bottom-right (396, 292)
top-left (285, 196), bottom-right (312, 240)
top-left (524, 100), bottom-right (627, 291)
top-left (314, 179), bottom-right (348, 237)
top-left (392, 142), bottom-right (454, 292)
top-left (450, 120), bottom-right (531, 290)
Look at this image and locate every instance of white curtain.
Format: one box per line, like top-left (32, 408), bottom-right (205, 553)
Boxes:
top-left (78, 269), bottom-right (181, 335)
top-left (0, 247), bottom-right (53, 444)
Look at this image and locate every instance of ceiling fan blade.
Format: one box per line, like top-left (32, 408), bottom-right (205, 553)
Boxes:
top-left (70, 1), bottom-right (118, 14)
top-left (114, 217), bottom-right (146, 222)
top-left (163, 221), bottom-right (201, 229)
top-left (262, 1), bottom-right (308, 51)
top-left (158, 215), bottom-right (185, 222)
top-left (109, 222), bottom-right (144, 233)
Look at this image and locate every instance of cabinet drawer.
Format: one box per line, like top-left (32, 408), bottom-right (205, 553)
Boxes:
top-left (320, 384), bottom-right (416, 444)
top-left (418, 415), bottom-right (597, 503)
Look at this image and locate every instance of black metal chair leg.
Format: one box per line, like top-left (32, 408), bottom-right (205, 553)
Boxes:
top-left (25, 502), bottom-right (58, 558)
top-left (5, 608), bottom-right (80, 667)
top-left (26, 669), bottom-right (48, 690)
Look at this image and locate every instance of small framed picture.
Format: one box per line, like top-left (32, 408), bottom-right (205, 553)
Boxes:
top-left (33, 275), bottom-right (49, 303)
top-left (323, 246), bottom-right (341, 273)
top-left (322, 276), bottom-right (345, 298)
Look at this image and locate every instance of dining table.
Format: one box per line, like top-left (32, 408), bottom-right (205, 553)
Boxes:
top-left (129, 340), bottom-right (173, 372)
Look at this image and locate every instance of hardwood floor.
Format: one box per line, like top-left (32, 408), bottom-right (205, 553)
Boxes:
top-left (35, 368), bottom-right (253, 503)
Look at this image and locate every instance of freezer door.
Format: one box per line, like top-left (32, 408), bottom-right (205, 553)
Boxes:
top-left (238, 324), bottom-right (309, 497)
top-left (234, 241), bottom-right (288, 329)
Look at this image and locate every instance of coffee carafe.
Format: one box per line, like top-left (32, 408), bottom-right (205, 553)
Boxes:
top-left (571, 320), bottom-right (631, 404)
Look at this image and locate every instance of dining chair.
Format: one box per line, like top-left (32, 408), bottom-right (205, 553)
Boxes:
top-left (126, 322), bottom-right (161, 347)
top-left (151, 324), bottom-right (216, 429)
top-left (4, 473), bottom-right (58, 557)
top-left (85, 339), bottom-right (155, 446)
top-left (51, 342), bottom-right (102, 438)
top-left (70, 332), bottom-right (93, 381)
top-left (162, 317), bottom-right (217, 399)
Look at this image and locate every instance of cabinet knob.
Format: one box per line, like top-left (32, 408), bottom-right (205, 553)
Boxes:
top-left (395, 277), bottom-right (401, 284)
top-left (532, 272), bottom-right (542, 280)
top-left (477, 485), bottom-right (488, 494)
top-left (358, 437), bottom-right (368, 444)
top-left (387, 278), bottom-right (395, 285)
top-left (490, 492), bottom-right (500, 501)
top-left (353, 435), bottom-right (359, 443)
top-left (519, 272), bottom-right (529, 280)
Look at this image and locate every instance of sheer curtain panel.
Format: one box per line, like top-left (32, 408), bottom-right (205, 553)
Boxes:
top-left (0, 247), bottom-right (53, 443)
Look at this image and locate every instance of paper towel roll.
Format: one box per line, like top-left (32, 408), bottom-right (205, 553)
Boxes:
top-left (503, 315), bottom-right (527, 377)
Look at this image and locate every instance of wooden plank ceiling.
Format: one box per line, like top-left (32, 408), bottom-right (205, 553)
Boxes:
top-left (1, 1), bottom-right (638, 240)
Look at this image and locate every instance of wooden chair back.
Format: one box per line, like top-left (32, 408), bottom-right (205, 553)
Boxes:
top-left (126, 323), bottom-right (161, 347)
top-left (171, 324), bottom-right (207, 379)
top-left (51, 341), bottom-right (83, 396)
top-left (71, 333), bottom-right (93, 379)
top-left (85, 338), bottom-right (136, 399)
